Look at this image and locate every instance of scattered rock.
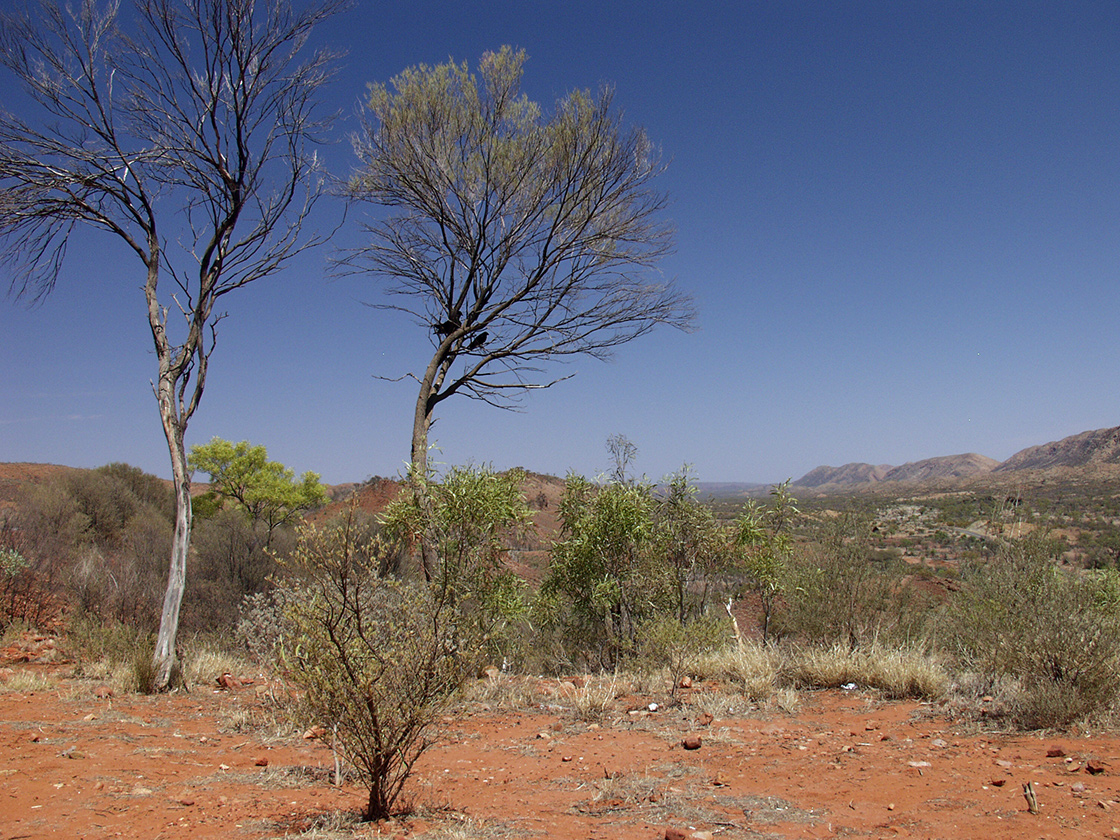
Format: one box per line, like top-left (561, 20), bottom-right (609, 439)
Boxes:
top-left (1047, 746), bottom-right (1067, 758)
top-left (665, 831), bottom-right (713, 840)
top-left (682, 735), bottom-right (702, 751)
top-left (216, 673), bottom-right (241, 689)
top-left (303, 726), bottom-right (327, 740)
top-left (1088, 760), bottom-right (1109, 776)
top-left (254, 756), bottom-right (269, 767)
top-left (698, 712), bottom-right (714, 727)
top-left (678, 676), bottom-right (693, 689)
top-left (179, 798), bottom-right (195, 806)
top-left (991, 779), bottom-right (1007, 787)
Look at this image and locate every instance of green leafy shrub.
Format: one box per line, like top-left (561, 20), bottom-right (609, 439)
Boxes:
top-left (540, 475), bottom-right (671, 670)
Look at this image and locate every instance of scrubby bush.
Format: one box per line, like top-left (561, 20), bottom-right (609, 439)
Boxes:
top-left (731, 481), bottom-right (798, 643)
top-left (279, 467), bottom-right (531, 820)
top-left (776, 513), bottom-right (928, 649)
top-left (380, 465), bottom-right (532, 668)
top-left (945, 533), bottom-right (1120, 728)
top-left (633, 614), bottom-right (730, 697)
top-left (279, 511), bottom-right (475, 820)
top-left (538, 476), bottom-right (670, 670)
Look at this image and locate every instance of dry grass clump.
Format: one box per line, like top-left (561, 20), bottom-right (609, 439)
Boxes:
top-left (694, 641), bottom-right (780, 700)
top-left (781, 642), bottom-right (948, 700)
top-left (459, 673), bottom-right (544, 712)
top-left (569, 675), bottom-right (620, 722)
top-left (181, 635), bottom-right (254, 688)
top-left (0, 668), bottom-right (58, 693)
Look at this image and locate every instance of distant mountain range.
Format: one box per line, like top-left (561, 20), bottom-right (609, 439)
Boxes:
top-left (784, 425), bottom-right (1120, 493)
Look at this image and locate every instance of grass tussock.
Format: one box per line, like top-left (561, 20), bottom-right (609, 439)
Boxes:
top-left (781, 642), bottom-right (948, 700)
top-left (694, 640), bottom-right (781, 700)
top-left (569, 676), bottom-right (620, 722)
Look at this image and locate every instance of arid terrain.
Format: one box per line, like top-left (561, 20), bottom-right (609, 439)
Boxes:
top-left (6, 427), bottom-right (1120, 840)
top-left (3, 633), bottom-right (1120, 840)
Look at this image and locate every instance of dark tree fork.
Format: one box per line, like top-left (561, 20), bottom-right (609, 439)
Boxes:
top-left (0, 0), bottom-right (343, 689)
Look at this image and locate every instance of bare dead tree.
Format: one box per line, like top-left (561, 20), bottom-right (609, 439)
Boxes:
top-left (343, 48), bottom-right (694, 578)
top-left (0, 0), bottom-right (343, 689)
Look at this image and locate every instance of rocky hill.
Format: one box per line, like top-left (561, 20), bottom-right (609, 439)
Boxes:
top-left (795, 462), bottom-right (891, 488)
top-left (882, 453), bottom-right (1000, 483)
top-left (793, 426), bottom-right (1120, 492)
top-left (994, 426), bottom-right (1120, 472)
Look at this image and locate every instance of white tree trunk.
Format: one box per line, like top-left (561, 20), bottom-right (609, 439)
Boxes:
top-left (152, 379), bottom-right (192, 691)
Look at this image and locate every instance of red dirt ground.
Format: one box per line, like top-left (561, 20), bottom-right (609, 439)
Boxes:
top-left (3, 643), bottom-right (1120, 840)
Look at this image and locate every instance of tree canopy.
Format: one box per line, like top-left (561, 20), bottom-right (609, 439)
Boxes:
top-left (345, 46), bottom-right (695, 474)
top-left (189, 437), bottom-right (327, 545)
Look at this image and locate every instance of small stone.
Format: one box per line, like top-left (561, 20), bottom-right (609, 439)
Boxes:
top-left (94, 686), bottom-right (113, 699)
top-left (216, 673), bottom-right (240, 689)
top-left (1047, 746), bottom-right (1067, 758)
top-left (536, 731), bottom-right (551, 740)
top-left (561, 755), bottom-right (573, 762)
top-left (303, 726), bottom-right (327, 740)
top-left (255, 756), bottom-right (269, 767)
top-left (678, 675), bottom-right (693, 689)
top-left (664, 829), bottom-right (688, 840)
top-left (995, 759), bottom-right (1014, 768)
top-left (712, 770), bottom-right (729, 786)
top-left (991, 779), bottom-right (1007, 787)
top-left (908, 761), bottom-right (932, 768)
top-left (1072, 782), bottom-right (1087, 794)
top-left (179, 798), bottom-right (195, 807)
top-left (82, 713), bottom-right (96, 722)
top-left (682, 735), bottom-right (702, 751)
top-left (887, 803), bottom-right (895, 811)
top-left (1088, 760), bottom-right (1108, 776)
top-left (1100, 800), bottom-right (1112, 810)
top-left (698, 712), bottom-right (714, 727)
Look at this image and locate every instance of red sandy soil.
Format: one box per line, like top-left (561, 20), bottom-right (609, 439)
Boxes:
top-left (3, 640), bottom-right (1120, 840)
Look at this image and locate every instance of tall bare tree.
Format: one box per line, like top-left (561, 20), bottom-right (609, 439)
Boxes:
top-left (0, 0), bottom-right (343, 688)
top-left (346, 47), bottom-right (694, 519)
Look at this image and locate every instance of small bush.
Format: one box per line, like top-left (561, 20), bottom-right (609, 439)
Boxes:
top-left (944, 534), bottom-right (1120, 728)
top-left (279, 510), bottom-right (477, 821)
top-left (633, 614), bottom-right (730, 696)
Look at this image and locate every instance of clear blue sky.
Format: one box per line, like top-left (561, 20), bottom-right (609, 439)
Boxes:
top-left (3, 1), bottom-right (1120, 485)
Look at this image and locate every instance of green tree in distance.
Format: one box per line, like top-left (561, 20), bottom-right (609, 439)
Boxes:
top-left (344, 47), bottom-right (694, 576)
top-left (189, 437), bottom-right (327, 548)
